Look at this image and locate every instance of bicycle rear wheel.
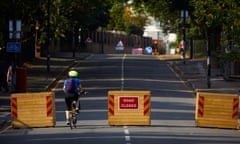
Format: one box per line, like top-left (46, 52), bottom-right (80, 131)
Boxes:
top-left (70, 113), bottom-right (77, 129)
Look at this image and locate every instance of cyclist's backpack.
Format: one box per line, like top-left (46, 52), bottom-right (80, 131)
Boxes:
top-left (65, 78), bottom-right (75, 93)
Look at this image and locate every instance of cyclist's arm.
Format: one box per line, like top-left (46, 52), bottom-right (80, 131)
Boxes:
top-left (78, 84), bottom-right (83, 92)
top-left (63, 80), bottom-right (67, 92)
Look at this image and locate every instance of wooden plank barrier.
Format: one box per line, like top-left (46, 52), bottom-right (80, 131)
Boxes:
top-left (108, 90), bottom-right (151, 126)
top-left (11, 92), bottom-right (56, 128)
top-left (195, 92), bottom-right (239, 129)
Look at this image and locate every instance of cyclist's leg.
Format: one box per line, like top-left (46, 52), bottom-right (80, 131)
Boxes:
top-left (65, 93), bottom-right (74, 124)
top-left (74, 94), bottom-right (80, 112)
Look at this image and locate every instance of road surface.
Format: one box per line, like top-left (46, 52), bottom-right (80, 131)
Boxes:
top-left (1, 54), bottom-right (240, 144)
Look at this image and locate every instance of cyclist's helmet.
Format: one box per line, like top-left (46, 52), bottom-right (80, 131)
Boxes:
top-left (68, 70), bottom-right (78, 78)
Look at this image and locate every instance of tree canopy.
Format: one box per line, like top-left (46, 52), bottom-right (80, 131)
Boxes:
top-left (0, 0), bottom-right (113, 47)
top-left (1, 0), bottom-right (240, 61)
top-left (133, 0), bottom-right (240, 61)
top-left (0, 0), bottom-right (150, 49)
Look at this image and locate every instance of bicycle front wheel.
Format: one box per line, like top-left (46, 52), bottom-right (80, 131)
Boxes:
top-left (73, 116), bottom-right (77, 128)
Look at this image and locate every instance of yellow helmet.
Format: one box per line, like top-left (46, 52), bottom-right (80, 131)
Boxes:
top-left (68, 70), bottom-right (78, 77)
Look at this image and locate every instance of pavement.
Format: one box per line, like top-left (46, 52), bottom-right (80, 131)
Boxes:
top-left (0, 53), bottom-right (239, 130)
top-left (167, 56), bottom-right (240, 94)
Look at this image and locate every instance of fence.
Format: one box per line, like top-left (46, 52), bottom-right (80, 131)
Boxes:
top-left (191, 40), bottom-right (207, 59)
top-left (81, 30), bottom-right (153, 54)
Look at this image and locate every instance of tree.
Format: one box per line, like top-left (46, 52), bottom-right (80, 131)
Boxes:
top-left (0, 0), bottom-right (114, 46)
top-left (107, 1), bottom-right (126, 31)
top-left (189, 0), bottom-right (240, 63)
top-left (107, 1), bottom-right (149, 36)
top-left (123, 3), bottom-right (149, 35)
top-left (0, 0), bottom-right (11, 48)
top-left (132, 0), bottom-right (181, 34)
top-left (133, 0), bottom-right (240, 62)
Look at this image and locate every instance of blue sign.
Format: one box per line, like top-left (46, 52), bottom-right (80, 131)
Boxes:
top-left (144, 46), bottom-right (153, 55)
top-left (7, 42), bottom-right (21, 53)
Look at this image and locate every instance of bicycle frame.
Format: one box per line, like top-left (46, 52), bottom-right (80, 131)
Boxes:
top-left (69, 91), bottom-right (88, 129)
top-left (69, 101), bottom-right (77, 129)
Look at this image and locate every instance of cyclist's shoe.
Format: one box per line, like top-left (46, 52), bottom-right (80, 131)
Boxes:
top-left (65, 119), bottom-right (70, 125)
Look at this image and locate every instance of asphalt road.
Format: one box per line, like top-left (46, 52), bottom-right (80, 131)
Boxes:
top-left (1, 54), bottom-right (240, 144)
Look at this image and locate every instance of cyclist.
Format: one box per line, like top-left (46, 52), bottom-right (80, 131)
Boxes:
top-left (63, 70), bottom-right (82, 125)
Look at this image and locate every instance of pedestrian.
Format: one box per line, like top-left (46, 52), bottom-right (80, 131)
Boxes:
top-left (0, 60), bottom-right (9, 92)
top-left (7, 65), bottom-right (12, 86)
top-left (7, 60), bottom-right (18, 92)
top-left (178, 40), bottom-right (184, 54)
top-left (63, 70), bottom-right (83, 125)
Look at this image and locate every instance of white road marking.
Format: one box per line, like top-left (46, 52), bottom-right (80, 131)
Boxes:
top-left (124, 129), bottom-right (130, 135)
top-left (121, 54), bottom-right (127, 90)
top-left (123, 126), bottom-right (131, 144)
top-left (125, 135), bottom-right (131, 141)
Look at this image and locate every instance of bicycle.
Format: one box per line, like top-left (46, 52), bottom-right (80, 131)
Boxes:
top-left (69, 91), bottom-right (88, 129)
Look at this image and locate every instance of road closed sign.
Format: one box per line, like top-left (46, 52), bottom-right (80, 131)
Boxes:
top-left (119, 96), bottom-right (139, 110)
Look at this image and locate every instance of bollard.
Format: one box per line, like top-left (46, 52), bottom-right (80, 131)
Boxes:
top-left (16, 67), bottom-right (27, 93)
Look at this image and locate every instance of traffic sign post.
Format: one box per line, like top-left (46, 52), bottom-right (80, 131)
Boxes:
top-left (8, 19), bottom-right (22, 92)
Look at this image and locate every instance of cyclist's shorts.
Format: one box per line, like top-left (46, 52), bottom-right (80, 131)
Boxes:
top-left (65, 93), bottom-right (78, 110)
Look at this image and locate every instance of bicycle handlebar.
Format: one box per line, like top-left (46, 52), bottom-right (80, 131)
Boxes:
top-left (78, 90), bottom-right (88, 96)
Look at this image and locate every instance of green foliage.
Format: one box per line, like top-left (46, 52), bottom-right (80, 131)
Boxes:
top-left (124, 4), bottom-right (149, 36)
top-left (170, 41), bottom-right (178, 49)
top-left (133, 0), bottom-right (240, 61)
top-left (107, 2), bottom-right (125, 31)
top-left (0, 0), bottom-right (113, 46)
top-left (126, 24), bottom-right (143, 36)
top-left (107, 1), bottom-right (149, 36)
top-left (1, 0), bottom-right (240, 63)
top-left (133, 0), bottom-right (180, 34)
top-left (223, 50), bottom-right (240, 62)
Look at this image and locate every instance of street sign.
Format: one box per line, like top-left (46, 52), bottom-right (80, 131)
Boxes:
top-left (9, 19), bottom-right (21, 39)
top-left (7, 42), bottom-right (21, 53)
top-left (115, 40), bottom-right (124, 50)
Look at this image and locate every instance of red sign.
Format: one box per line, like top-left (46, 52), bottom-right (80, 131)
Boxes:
top-left (119, 96), bottom-right (139, 110)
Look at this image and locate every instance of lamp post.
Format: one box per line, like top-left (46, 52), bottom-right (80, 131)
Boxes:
top-left (72, 26), bottom-right (75, 58)
top-left (207, 28), bottom-right (211, 88)
top-left (47, 0), bottom-right (50, 73)
top-left (78, 28), bottom-right (81, 51)
top-left (101, 27), bottom-right (105, 54)
top-left (181, 10), bottom-right (188, 64)
top-left (35, 21), bottom-right (40, 58)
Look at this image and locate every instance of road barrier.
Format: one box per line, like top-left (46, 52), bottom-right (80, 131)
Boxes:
top-left (11, 92), bottom-right (55, 128)
top-left (195, 92), bottom-right (239, 129)
top-left (132, 48), bottom-right (143, 55)
top-left (108, 90), bottom-right (151, 126)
